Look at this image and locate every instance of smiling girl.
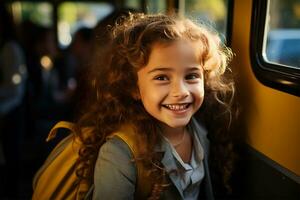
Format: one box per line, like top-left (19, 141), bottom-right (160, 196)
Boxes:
top-left (76, 13), bottom-right (235, 200)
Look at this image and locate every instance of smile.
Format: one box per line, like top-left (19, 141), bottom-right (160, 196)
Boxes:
top-left (163, 103), bottom-right (191, 111)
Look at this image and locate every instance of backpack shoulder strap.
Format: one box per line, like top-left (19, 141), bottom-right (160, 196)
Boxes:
top-left (109, 125), bottom-right (153, 199)
top-left (43, 122), bottom-right (154, 199)
top-left (33, 121), bottom-right (90, 200)
top-left (46, 121), bottom-right (76, 142)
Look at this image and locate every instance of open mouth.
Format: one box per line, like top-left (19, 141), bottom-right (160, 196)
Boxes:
top-left (162, 103), bottom-right (191, 111)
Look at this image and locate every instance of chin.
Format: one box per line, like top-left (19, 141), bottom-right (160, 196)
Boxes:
top-left (164, 119), bottom-right (190, 129)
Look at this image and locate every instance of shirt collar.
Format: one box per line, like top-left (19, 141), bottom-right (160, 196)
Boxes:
top-left (154, 117), bottom-right (207, 154)
top-left (152, 118), bottom-right (207, 198)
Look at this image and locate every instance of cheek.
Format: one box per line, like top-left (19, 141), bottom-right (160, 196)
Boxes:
top-left (138, 85), bottom-right (157, 106)
top-left (142, 92), bottom-right (161, 107)
top-left (193, 84), bottom-right (205, 104)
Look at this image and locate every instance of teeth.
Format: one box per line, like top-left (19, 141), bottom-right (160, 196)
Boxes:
top-left (164, 104), bottom-right (189, 111)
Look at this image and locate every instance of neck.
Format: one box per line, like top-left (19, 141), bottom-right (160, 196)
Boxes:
top-left (161, 124), bottom-right (185, 144)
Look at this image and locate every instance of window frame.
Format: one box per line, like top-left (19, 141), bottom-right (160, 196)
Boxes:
top-left (250, 0), bottom-right (300, 97)
top-left (225, 0), bottom-right (234, 46)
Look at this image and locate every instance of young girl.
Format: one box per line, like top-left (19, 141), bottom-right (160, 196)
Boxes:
top-left (76, 13), bottom-right (235, 200)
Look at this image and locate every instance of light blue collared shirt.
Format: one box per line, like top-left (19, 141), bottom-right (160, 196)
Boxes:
top-left (160, 124), bottom-right (205, 200)
top-left (92, 119), bottom-right (209, 200)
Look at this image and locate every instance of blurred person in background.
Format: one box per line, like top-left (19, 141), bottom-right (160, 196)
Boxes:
top-left (54, 27), bottom-right (94, 120)
top-left (0, 4), bottom-right (27, 198)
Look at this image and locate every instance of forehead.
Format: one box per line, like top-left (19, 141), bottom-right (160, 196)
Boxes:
top-left (146, 40), bottom-right (202, 67)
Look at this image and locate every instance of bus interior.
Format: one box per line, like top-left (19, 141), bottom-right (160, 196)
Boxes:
top-left (0, 0), bottom-right (299, 199)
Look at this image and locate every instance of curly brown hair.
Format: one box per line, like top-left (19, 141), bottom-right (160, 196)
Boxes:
top-left (75, 13), bottom-right (236, 198)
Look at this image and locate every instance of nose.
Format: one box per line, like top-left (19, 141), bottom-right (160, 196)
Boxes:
top-left (171, 80), bottom-right (189, 99)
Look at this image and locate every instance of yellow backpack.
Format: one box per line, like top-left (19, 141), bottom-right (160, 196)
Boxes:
top-left (32, 121), bottom-right (154, 200)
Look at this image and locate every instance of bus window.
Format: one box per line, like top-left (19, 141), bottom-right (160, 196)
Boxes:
top-left (57, 2), bottom-right (114, 48)
top-left (10, 1), bottom-right (53, 26)
top-left (182, 0), bottom-right (230, 40)
top-left (125, 0), bottom-right (141, 11)
top-left (146, 0), bottom-right (167, 14)
top-left (264, 0), bottom-right (300, 69)
top-left (250, 0), bottom-right (300, 96)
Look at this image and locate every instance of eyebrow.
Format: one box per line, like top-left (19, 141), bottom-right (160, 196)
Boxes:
top-left (147, 66), bottom-right (201, 74)
top-left (187, 67), bottom-right (202, 72)
top-left (147, 67), bottom-right (173, 74)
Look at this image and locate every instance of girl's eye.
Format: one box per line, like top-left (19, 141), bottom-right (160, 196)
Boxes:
top-left (185, 73), bottom-right (200, 80)
top-left (154, 75), bottom-right (169, 81)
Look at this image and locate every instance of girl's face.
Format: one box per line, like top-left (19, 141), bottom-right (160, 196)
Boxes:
top-left (137, 40), bottom-right (205, 130)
